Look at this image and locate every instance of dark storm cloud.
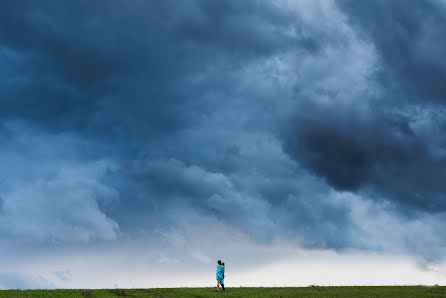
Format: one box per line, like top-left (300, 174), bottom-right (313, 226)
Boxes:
top-left (0, 0), bottom-right (305, 138)
top-left (284, 100), bottom-right (446, 212)
top-left (2, 0), bottom-right (446, 263)
top-left (0, 0), bottom-right (337, 244)
top-left (337, 0), bottom-right (446, 101)
top-left (284, 0), bottom-right (446, 213)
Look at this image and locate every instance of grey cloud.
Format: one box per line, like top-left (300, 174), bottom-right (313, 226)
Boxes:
top-left (283, 0), bottom-right (446, 213)
top-left (0, 0), bottom-right (304, 139)
top-left (52, 269), bottom-right (72, 282)
top-left (0, 272), bottom-right (54, 289)
top-left (283, 101), bottom-right (446, 211)
top-left (0, 121), bottom-right (119, 243)
top-left (1, 0), bottom-right (446, 266)
top-left (336, 0), bottom-right (446, 101)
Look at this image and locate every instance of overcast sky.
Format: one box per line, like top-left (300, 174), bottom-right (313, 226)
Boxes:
top-left (2, 0), bottom-right (446, 289)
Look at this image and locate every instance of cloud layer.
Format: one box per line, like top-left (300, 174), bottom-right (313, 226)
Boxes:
top-left (1, 0), bottom-right (446, 288)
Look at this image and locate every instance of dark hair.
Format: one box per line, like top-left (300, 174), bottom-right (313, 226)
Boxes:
top-left (222, 262), bottom-right (225, 266)
top-left (218, 260), bottom-right (222, 265)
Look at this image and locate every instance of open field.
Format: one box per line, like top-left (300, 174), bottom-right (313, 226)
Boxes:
top-left (1, 286), bottom-right (446, 297)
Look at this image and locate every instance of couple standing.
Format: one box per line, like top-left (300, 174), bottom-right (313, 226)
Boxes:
top-left (216, 260), bottom-right (225, 292)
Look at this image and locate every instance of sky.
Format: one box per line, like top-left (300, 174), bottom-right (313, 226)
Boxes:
top-left (1, 0), bottom-right (446, 289)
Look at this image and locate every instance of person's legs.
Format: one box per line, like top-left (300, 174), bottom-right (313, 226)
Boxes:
top-left (221, 283), bottom-right (225, 292)
top-left (216, 280), bottom-right (220, 291)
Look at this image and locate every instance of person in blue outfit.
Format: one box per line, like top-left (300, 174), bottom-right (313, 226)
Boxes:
top-left (216, 260), bottom-right (225, 292)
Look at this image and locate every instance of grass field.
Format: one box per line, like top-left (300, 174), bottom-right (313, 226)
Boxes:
top-left (0, 286), bottom-right (446, 297)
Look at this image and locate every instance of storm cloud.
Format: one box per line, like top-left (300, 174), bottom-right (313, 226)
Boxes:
top-left (285, 0), bottom-right (446, 213)
top-left (1, 0), bottom-right (446, 288)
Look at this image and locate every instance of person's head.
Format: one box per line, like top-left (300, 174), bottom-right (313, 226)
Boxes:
top-left (218, 260), bottom-right (222, 265)
top-left (222, 262), bottom-right (225, 266)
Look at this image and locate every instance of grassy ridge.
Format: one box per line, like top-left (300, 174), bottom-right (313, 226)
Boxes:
top-left (0, 286), bottom-right (446, 297)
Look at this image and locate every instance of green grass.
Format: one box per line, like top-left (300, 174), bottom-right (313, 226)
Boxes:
top-left (1, 286), bottom-right (446, 297)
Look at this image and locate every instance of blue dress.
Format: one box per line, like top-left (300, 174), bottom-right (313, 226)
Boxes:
top-left (216, 264), bottom-right (225, 285)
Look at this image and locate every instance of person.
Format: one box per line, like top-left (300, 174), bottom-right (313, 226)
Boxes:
top-left (216, 260), bottom-right (225, 292)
